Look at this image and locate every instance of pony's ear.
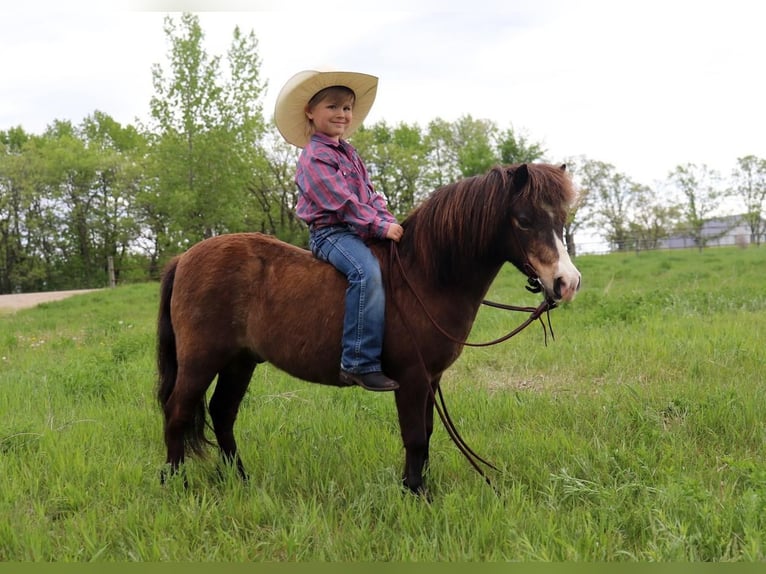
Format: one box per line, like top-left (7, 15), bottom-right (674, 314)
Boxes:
top-left (559, 163), bottom-right (567, 172)
top-left (510, 163), bottom-right (529, 190)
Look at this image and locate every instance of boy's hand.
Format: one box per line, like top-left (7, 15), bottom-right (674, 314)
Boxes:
top-left (386, 223), bottom-right (404, 242)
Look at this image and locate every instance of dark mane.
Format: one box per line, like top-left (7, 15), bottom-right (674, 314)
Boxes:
top-left (400, 163), bottom-right (575, 283)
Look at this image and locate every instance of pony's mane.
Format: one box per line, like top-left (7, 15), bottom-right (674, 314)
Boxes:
top-left (399, 163), bottom-right (575, 284)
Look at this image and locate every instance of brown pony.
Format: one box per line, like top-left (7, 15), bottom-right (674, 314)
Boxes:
top-left (156, 163), bottom-right (581, 494)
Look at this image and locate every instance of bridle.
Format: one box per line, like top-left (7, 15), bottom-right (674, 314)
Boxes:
top-left (386, 225), bottom-right (559, 489)
top-left (389, 243), bottom-right (557, 348)
top-left (389, 219), bottom-right (558, 347)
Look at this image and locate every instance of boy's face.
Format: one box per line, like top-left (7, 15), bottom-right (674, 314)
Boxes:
top-left (306, 95), bottom-right (354, 142)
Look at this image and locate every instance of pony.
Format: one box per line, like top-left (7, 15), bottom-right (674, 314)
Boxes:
top-left (156, 163), bottom-right (581, 494)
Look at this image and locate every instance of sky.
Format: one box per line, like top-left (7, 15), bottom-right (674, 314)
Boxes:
top-left (1, 0), bottom-right (765, 189)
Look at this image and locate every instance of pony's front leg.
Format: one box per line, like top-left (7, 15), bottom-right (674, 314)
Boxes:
top-left (395, 376), bottom-right (437, 496)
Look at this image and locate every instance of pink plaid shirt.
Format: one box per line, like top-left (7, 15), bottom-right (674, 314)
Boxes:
top-left (295, 133), bottom-right (397, 240)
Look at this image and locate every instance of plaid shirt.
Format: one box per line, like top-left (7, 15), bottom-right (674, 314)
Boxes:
top-left (295, 133), bottom-right (397, 240)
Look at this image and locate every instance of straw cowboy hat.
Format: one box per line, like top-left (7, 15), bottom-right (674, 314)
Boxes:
top-left (274, 70), bottom-right (378, 148)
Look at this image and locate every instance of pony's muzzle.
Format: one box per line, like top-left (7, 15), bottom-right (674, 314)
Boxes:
top-left (553, 273), bottom-right (581, 302)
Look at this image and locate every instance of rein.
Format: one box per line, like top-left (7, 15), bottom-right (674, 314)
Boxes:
top-left (387, 241), bottom-right (558, 487)
top-left (390, 242), bottom-right (557, 348)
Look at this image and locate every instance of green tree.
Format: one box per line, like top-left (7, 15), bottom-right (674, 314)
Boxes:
top-left (732, 155), bottom-right (766, 246)
top-left (246, 131), bottom-right (306, 245)
top-left (577, 159), bottom-right (637, 251)
top-left (42, 120), bottom-right (102, 286)
top-left (668, 163), bottom-right (726, 250)
top-left (559, 156), bottom-right (596, 257)
top-left (0, 115), bottom-right (148, 291)
top-left (422, 118), bottom-right (462, 190)
top-left (452, 115), bottom-right (497, 177)
top-left (147, 13), bottom-right (268, 256)
top-left (0, 127), bottom-right (43, 292)
top-left (79, 111), bottom-right (147, 283)
top-left (352, 120), bottom-right (428, 218)
top-left (6, 133), bottom-right (63, 291)
top-left (419, 117), bottom-right (546, 192)
top-left (628, 184), bottom-right (680, 251)
top-left (497, 125), bottom-right (546, 164)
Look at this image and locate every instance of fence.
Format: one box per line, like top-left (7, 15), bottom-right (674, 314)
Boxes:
top-left (575, 220), bottom-right (763, 255)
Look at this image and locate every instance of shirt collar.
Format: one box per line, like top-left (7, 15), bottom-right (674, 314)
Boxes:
top-left (310, 132), bottom-right (346, 149)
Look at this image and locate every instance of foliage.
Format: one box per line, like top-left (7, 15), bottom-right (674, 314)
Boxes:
top-left (0, 116), bottom-right (146, 292)
top-left (668, 163), bottom-right (728, 250)
top-left (351, 121), bottom-right (430, 219)
top-left (731, 155), bottom-right (766, 246)
top-left (451, 115), bottom-right (498, 177)
top-left (497, 125), bottom-right (546, 165)
top-left (146, 13), bottom-right (268, 253)
top-left (1, 246), bottom-right (765, 560)
top-left (2, 13), bottom-right (764, 294)
top-left (246, 131), bottom-right (306, 245)
top-left (559, 156), bottom-right (597, 257)
top-left (354, 116), bottom-right (549, 220)
top-left (573, 158), bottom-right (640, 251)
top-left (628, 183), bottom-right (681, 251)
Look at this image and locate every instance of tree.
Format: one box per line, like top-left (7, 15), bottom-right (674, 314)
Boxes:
top-left (388, 122), bottom-right (430, 214)
top-left (0, 130), bottom-right (68, 292)
top-left (0, 127), bottom-right (40, 292)
top-left (422, 118), bottom-right (462, 190)
top-left (351, 120), bottom-right (429, 218)
top-left (246, 131), bottom-right (306, 245)
top-left (79, 111), bottom-right (147, 283)
top-left (497, 125), bottom-right (546, 164)
top-left (42, 120), bottom-right (102, 286)
top-left (575, 159), bottom-right (637, 251)
top-left (668, 163), bottom-right (727, 250)
top-left (628, 183), bottom-right (681, 251)
top-left (146, 13), bottom-right (268, 255)
top-left (452, 115), bottom-right (498, 177)
top-left (558, 156), bottom-right (596, 257)
top-left (731, 155), bottom-right (766, 246)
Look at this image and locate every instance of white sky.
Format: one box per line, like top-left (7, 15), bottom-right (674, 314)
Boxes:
top-left (1, 0), bottom-right (765, 189)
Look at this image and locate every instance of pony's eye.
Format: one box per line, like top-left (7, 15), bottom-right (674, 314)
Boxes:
top-left (515, 217), bottom-right (531, 231)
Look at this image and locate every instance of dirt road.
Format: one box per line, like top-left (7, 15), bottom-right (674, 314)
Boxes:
top-left (0, 289), bottom-right (102, 312)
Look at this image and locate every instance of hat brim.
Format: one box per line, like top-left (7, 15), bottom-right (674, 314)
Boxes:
top-left (274, 70), bottom-right (378, 148)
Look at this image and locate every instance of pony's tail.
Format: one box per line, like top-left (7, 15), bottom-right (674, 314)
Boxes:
top-left (156, 257), bottom-right (210, 458)
top-left (157, 257), bottom-right (179, 410)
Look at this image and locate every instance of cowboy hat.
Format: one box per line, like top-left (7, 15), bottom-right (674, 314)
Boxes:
top-left (274, 70), bottom-right (378, 148)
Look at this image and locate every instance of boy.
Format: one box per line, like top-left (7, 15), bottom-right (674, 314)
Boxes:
top-left (274, 70), bottom-right (403, 392)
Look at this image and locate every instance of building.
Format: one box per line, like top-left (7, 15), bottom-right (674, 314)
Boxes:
top-left (660, 214), bottom-right (760, 249)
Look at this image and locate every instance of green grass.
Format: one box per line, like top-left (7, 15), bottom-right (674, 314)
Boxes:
top-left (2, 246), bottom-right (766, 561)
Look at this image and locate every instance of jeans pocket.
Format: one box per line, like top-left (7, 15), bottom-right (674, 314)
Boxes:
top-left (311, 225), bottom-right (353, 260)
top-left (308, 235), bottom-right (319, 258)
top-left (310, 226), bottom-right (341, 262)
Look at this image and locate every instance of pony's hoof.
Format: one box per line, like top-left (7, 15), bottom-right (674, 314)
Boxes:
top-left (160, 466), bottom-right (188, 489)
top-left (402, 479), bottom-right (432, 502)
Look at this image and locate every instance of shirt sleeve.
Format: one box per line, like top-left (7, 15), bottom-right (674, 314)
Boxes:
top-left (358, 158), bottom-right (397, 227)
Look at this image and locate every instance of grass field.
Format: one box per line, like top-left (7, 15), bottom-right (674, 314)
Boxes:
top-left (1, 246), bottom-right (765, 561)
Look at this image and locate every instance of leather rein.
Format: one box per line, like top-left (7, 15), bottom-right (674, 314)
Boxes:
top-left (387, 239), bottom-right (558, 488)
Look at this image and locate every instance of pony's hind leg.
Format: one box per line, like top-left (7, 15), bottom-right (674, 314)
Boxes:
top-left (161, 363), bottom-right (219, 483)
top-left (209, 352), bottom-right (258, 481)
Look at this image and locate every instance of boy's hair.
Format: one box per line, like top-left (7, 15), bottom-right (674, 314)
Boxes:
top-left (307, 85), bottom-right (356, 111)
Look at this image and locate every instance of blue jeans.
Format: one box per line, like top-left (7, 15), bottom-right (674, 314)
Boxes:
top-left (309, 225), bottom-right (385, 374)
